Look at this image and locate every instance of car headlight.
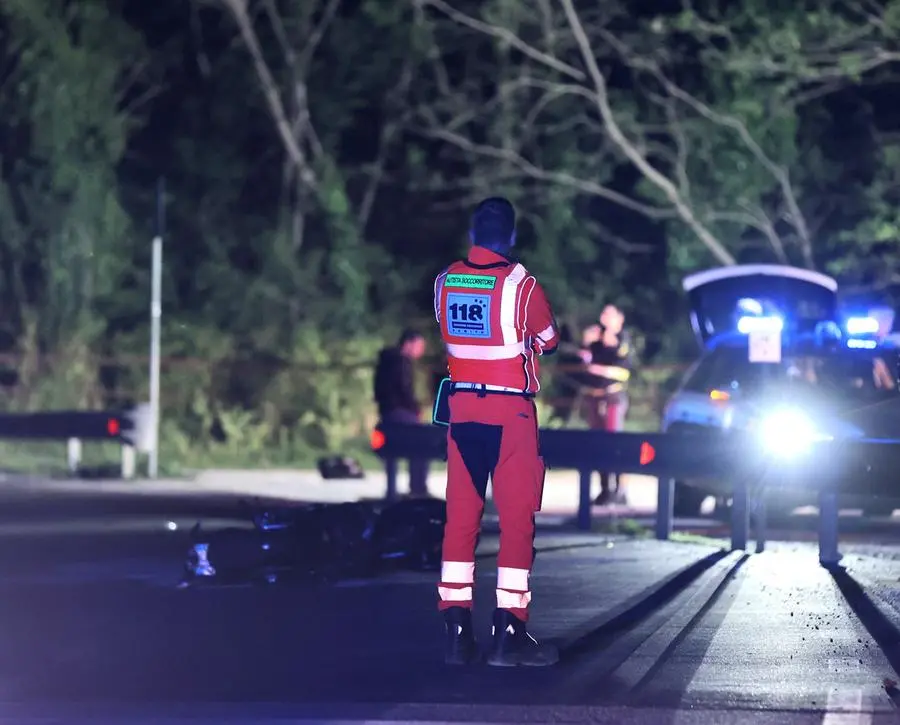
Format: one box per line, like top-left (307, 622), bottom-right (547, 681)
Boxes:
top-left (758, 408), bottom-right (831, 456)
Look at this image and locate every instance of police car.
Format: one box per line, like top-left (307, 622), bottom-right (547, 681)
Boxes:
top-left (661, 265), bottom-right (900, 517)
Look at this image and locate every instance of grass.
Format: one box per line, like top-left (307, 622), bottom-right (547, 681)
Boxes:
top-left (590, 517), bottom-right (652, 537)
top-left (670, 531), bottom-right (729, 547)
top-left (0, 440), bottom-right (122, 476)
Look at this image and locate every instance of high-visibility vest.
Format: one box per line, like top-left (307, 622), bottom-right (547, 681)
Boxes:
top-left (433, 247), bottom-right (559, 393)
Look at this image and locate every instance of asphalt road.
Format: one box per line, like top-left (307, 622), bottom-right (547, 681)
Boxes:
top-left (1, 471), bottom-right (900, 723)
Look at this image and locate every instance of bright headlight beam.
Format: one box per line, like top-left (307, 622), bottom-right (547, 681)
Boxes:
top-left (758, 409), bottom-right (829, 456)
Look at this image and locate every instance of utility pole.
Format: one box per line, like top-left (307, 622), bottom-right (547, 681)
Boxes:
top-left (148, 177), bottom-right (165, 478)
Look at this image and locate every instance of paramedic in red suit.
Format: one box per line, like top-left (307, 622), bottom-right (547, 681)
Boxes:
top-left (433, 197), bottom-right (560, 667)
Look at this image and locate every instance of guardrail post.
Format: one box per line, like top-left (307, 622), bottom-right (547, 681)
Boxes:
top-left (818, 491), bottom-right (841, 567)
top-left (655, 477), bottom-right (675, 540)
top-left (121, 444), bottom-right (136, 480)
top-left (754, 494), bottom-right (767, 553)
top-left (577, 469), bottom-right (592, 531)
top-left (66, 438), bottom-right (81, 475)
top-left (731, 478), bottom-right (749, 551)
top-left (384, 457), bottom-right (399, 501)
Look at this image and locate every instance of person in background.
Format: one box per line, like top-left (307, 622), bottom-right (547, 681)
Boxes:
top-left (551, 324), bottom-right (588, 424)
top-left (865, 306), bottom-right (896, 390)
top-left (373, 329), bottom-right (430, 497)
top-left (579, 304), bottom-right (633, 505)
top-left (873, 356), bottom-right (896, 390)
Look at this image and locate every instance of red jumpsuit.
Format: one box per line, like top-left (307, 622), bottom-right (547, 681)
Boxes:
top-left (433, 246), bottom-right (559, 622)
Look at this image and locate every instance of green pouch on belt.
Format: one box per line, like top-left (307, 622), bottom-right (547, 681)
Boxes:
top-left (432, 377), bottom-right (451, 427)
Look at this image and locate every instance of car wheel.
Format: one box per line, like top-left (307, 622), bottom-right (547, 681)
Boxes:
top-left (673, 482), bottom-right (707, 517)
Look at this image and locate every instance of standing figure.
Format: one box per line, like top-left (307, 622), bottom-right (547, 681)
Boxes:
top-left (579, 304), bottom-right (633, 505)
top-left (433, 197), bottom-right (560, 667)
top-left (374, 329), bottom-right (430, 497)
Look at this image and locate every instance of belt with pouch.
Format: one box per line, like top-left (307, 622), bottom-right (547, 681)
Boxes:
top-left (450, 382), bottom-right (534, 398)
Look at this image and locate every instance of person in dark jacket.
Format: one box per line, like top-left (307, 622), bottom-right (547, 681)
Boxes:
top-left (374, 329), bottom-right (430, 496)
top-left (578, 305), bottom-right (633, 505)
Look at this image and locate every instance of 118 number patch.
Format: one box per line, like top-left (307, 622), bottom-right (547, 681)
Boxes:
top-left (446, 293), bottom-right (491, 338)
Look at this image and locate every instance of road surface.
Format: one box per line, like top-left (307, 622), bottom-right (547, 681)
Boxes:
top-left (0, 470), bottom-right (900, 723)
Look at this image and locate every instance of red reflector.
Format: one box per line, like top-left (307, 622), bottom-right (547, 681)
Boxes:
top-left (107, 418), bottom-right (120, 436)
top-left (639, 441), bottom-right (655, 466)
top-left (370, 429), bottom-right (385, 450)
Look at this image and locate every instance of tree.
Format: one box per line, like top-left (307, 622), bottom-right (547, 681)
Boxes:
top-left (409, 0), bottom-right (900, 271)
top-left (197, 0), bottom-right (431, 333)
top-left (0, 0), bottom-right (150, 349)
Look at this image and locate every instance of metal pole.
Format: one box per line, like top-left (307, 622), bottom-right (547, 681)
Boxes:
top-left (754, 493), bottom-right (767, 553)
top-left (655, 477), bottom-right (675, 540)
top-left (730, 478), bottom-right (749, 551)
top-left (577, 469), bottom-right (592, 531)
top-left (385, 458), bottom-right (398, 500)
top-left (818, 491), bottom-right (842, 567)
top-left (148, 177), bottom-right (165, 479)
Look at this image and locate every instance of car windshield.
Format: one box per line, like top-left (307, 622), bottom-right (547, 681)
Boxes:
top-left (688, 275), bottom-right (836, 341)
top-left (702, 346), bottom-right (899, 402)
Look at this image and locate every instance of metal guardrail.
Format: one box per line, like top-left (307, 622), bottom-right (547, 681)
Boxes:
top-left (0, 407), bottom-right (152, 478)
top-left (371, 423), bottom-right (900, 566)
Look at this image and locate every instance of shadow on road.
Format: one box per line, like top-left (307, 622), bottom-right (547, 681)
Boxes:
top-left (829, 565), bottom-right (900, 679)
top-left (562, 549), bottom-right (731, 659)
top-left (626, 553), bottom-right (750, 710)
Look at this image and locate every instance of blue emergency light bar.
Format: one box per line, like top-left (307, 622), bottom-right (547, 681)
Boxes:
top-left (847, 338), bottom-right (877, 349)
top-left (845, 316), bottom-right (879, 336)
top-left (737, 316), bottom-right (783, 334)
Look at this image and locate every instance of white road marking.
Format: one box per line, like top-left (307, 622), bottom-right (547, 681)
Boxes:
top-left (822, 688), bottom-right (871, 724)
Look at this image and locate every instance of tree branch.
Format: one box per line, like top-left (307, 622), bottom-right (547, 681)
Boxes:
top-left (298, 0), bottom-right (342, 71)
top-left (558, 0), bottom-right (736, 264)
top-left (597, 23), bottom-right (815, 265)
top-left (357, 63), bottom-right (415, 231)
top-left (417, 0), bottom-right (585, 81)
top-left (414, 126), bottom-right (674, 219)
top-left (218, 0), bottom-right (317, 189)
top-left (261, 0), bottom-right (297, 68)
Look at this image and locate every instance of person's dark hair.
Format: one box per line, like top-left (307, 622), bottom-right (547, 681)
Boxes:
top-left (470, 196), bottom-right (516, 249)
top-left (398, 328), bottom-right (423, 346)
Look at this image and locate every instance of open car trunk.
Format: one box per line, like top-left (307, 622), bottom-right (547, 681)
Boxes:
top-left (682, 265), bottom-right (839, 347)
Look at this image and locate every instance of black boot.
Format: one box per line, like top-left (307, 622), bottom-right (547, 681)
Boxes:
top-left (443, 606), bottom-right (480, 665)
top-left (486, 608), bottom-right (559, 667)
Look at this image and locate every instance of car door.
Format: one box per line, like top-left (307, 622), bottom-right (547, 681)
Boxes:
top-left (662, 349), bottom-right (736, 431)
top-left (682, 264), bottom-right (839, 348)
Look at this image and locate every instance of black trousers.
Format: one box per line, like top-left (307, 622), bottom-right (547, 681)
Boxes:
top-left (381, 409), bottom-right (430, 495)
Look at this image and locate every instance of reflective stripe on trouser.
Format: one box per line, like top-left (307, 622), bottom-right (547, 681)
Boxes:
top-left (438, 392), bottom-right (545, 621)
top-left (497, 566), bottom-right (532, 610)
top-left (438, 560), bottom-right (475, 607)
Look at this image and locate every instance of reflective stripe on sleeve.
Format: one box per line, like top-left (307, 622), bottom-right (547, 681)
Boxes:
top-left (441, 560), bottom-right (475, 584)
top-left (434, 271), bottom-right (448, 323)
top-left (586, 364), bottom-right (631, 382)
top-left (500, 264), bottom-right (527, 345)
top-left (536, 324), bottom-right (556, 343)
